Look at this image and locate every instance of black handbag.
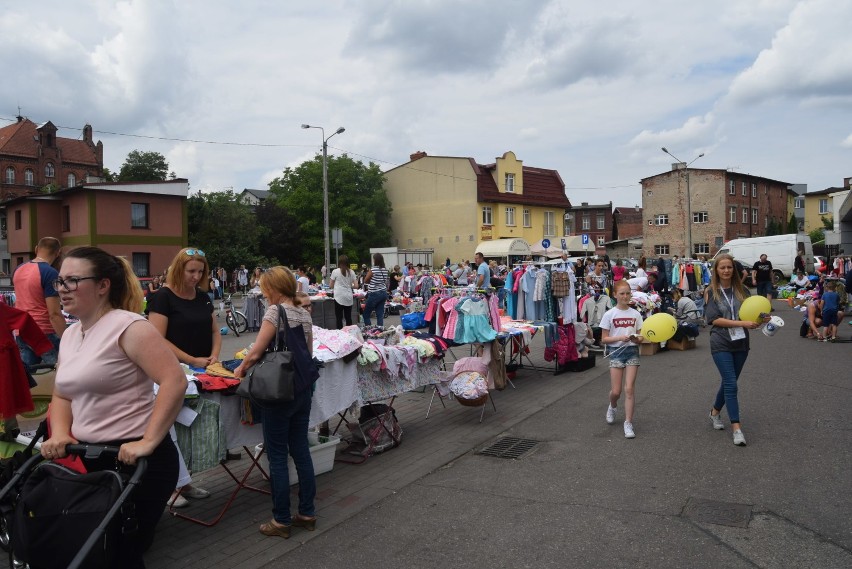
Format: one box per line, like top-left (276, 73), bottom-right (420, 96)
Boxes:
top-left (235, 305), bottom-right (296, 405)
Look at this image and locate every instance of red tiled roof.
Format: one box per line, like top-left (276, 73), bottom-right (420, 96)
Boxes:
top-left (476, 163), bottom-right (570, 208)
top-left (0, 119), bottom-right (99, 166)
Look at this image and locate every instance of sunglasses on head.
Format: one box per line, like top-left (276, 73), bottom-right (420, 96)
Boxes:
top-left (185, 249), bottom-right (205, 257)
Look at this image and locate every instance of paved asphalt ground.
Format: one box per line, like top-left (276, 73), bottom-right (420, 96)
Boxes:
top-left (5, 297), bottom-right (850, 568)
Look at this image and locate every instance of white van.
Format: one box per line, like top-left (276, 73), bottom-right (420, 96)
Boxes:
top-left (713, 234), bottom-right (813, 284)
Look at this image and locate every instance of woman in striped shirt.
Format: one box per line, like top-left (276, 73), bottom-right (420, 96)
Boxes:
top-left (363, 253), bottom-right (389, 326)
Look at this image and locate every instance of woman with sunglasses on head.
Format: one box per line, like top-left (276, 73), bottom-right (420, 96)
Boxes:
top-left (39, 247), bottom-right (186, 568)
top-left (147, 247), bottom-right (219, 506)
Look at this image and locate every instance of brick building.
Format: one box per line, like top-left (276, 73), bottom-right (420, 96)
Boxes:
top-left (612, 206), bottom-right (643, 240)
top-left (641, 165), bottom-right (792, 259)
top-left (0, 116), bottom-right (103, 202)
top-left (565, 201), bottom-right (612, 255)
top-left (3, 180), bottom-right (188, 277)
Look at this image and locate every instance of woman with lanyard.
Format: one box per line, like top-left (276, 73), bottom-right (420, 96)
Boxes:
top-left (585, 259), bottom-right (608, 296)
top-left (362, 252), bottom-right (389, 327)
top-left (704, 254), bottom-right (769, 446)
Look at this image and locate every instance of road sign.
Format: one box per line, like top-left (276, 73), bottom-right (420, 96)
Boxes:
top-left (582, 233), bottom-right (590, 250)
top-left (541, 239), bottom-right (551, 249)
top-left (561, 238), bottom-right (567, 250)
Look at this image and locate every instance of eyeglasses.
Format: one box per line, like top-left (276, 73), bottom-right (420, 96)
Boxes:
top-left (52, 276), bottom-right (99, 291)
top-left (185, 249), bottom-right (205, 257)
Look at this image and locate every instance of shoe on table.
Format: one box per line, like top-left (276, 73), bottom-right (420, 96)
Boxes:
top-left (732, 429), bottom-right (746, 446)
top-left (606, 405), bottom-right (616, 425)
top-left (624, 421), bottom-right (635, 439)
top-left (182, 486), bottom-right (211, 499)
top-left (709, 412), bottom-right (725, 430)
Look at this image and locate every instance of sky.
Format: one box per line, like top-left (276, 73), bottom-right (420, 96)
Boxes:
top-left (2, 0), bottom-right (851, 208)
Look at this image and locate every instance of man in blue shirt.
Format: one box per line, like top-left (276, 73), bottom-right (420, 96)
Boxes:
top-left (474, 252), bottom-right (490, 289)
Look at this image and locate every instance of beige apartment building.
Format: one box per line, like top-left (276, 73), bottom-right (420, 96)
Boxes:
top-left (384, 151), bottom-right (571, 262)
top-left (641, 165), bottom-right (793, 258)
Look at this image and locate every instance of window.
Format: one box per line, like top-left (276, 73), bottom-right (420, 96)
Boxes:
top-left (751, 208), bottom-right (758, 225)
top-left (729, 206), bottom-right (737, 223)
top-left (61, 206), bottom-right (70, 232)
top-left (692, 211), bottom-right (708, 223)
top-left (794, 197), bottom-right (804, 209)
top-left (15, 210), bottom-right (22, 230)
top-left (482, 206), bottom-right (492, 225)
top-left (4, 167), bottom-right (14, 184)
top-left (742, 207), bottom-right (749, 223)
top-left (655, 214), bottom-right (669, 225)
top-left (132, 253), bottom-right (151, 277)
top-left (655, 244), bottom-right (669, 255)
top-left (45, 163), bottom-right (54, 178)
top-left (505, 207), bottom-right (515, 226)
top-left (751, 183), bottom-right (757, 197)
top-left (818, 199), bottom-right (829, 214)
top-left (131, 203), bottom-right (149, 229)
top-left (597, 213), bottom-right (605, 229)
top-left (581, 215), bottom-right (590, 230)
top-left (24, 169), bottom-right (33, 186)
top-left (741, 182), bottom-right (747, 196)
top-left (523, 209), bottom-right (531, 227)
top-left (729, 180), bottom-right (735, 195)
top-left (544, 211), bottom-right (555, 236)
top-left (505, 173), bottom-right (515, 193)
top-left (67, 173), bottom-right (76, 188)
top-left (597, 235), bottom-right (605, 246)
top-left (694, 243), bottom-right (710, 254)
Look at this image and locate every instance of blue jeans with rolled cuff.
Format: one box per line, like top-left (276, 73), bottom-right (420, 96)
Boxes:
top-left (711, 350), bottom-right (749, 424)
top-left (363, 289), bottom-right (388, 327)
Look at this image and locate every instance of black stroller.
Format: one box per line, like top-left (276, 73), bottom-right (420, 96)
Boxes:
top-left (0, 433), bottom-right (147, 569)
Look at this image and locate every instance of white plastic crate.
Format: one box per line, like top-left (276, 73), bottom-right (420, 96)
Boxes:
top-left (255, 432), bottom-right (341, 484)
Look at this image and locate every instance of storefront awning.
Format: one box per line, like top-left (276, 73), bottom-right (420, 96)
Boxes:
top-left (473, 238), bottom-right (531, 259)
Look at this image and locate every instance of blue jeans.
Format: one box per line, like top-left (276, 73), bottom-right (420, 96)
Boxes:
top-left (363, 289), bottom-right (388, 326)
top-left (260, 390), bottom-right (316, 524)
top-left (17, 333), bottom-right (60, 370)
top-left (711, 350), bottom-right (749, 424)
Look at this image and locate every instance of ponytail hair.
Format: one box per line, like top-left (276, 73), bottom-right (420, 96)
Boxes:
top-left (64, 247), bottom-right (144, 313)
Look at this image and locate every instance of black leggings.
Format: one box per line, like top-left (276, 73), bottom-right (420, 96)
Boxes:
top-left (334, 300), bottom-right (353, 329)
top-left (81, 436), bottom-right (178, 568)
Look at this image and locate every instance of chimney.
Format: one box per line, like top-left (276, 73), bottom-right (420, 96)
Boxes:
top-left (672, 162), bottom-right (686, 171)
top-left (410, 151), bottom-right (427, 162)
top-left (581, 202), bottom-right (588, 206)
top-left (83, 124), bottom-right (93, 144)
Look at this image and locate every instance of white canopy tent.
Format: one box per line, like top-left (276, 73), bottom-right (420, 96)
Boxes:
top-left (473, 238), bottom-right (531, 260)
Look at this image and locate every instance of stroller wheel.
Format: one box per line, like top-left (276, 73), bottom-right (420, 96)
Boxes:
top-left (0, 512), bottom-right (9, 551)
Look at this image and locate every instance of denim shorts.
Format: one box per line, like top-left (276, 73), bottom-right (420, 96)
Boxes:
top-left (605, 344), bottom-right (640, 368)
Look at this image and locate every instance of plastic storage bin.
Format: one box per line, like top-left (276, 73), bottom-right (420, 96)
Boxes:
top-left (255, 432), bottom-right (341, 484)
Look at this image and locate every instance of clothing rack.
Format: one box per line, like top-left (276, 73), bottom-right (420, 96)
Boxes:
top-left (0, 291), bottom-right (15, 306)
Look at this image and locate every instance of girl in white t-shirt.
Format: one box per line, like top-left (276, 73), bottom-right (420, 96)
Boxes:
top-left (330, 255), bottom-right (358, 328)
top-left (599, 280), bottom-right (644, 439)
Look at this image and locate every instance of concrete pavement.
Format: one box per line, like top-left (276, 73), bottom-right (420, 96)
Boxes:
top-left (101, 301), bottom-right (852, 567)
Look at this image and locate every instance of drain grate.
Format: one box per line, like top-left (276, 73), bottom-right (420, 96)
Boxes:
top-left (478, 436), bottom-right (539, 459)
top-left (683, 498), bottom-right (752, 528)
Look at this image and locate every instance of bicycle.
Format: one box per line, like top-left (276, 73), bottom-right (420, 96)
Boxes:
top-left (223, 294), bottom-right (248, 336)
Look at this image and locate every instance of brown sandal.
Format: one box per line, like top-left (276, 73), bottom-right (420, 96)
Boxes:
top-left (292, 514), bottom-right (317, 531)
top-left (259, 520), bottom-right (291, 538)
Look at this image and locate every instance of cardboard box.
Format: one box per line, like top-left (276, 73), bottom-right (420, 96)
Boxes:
top-left (639, 339), bottom-right (659, 356)
top-left (667, 338), bottom-right (696, 351)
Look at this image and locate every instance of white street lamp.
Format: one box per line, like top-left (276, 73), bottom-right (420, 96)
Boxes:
top-left (661, 147), bottom-right (704, 258)
top-left (302, 124), bottom-right (345, 284)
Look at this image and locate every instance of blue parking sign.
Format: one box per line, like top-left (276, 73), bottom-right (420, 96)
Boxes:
top-left (581, 234), bottom-right (589, 245)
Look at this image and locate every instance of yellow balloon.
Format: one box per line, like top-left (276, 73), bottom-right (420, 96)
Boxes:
top-left (739, 295), bottom-right (771, 323)
top-left (642, 313), bottom-right (678, 343)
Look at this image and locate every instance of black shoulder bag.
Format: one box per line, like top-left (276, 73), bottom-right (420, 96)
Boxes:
top-left (235, 304), bottom-right (296, 405)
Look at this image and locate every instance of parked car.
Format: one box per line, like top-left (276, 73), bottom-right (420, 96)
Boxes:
top-left (814, 256), bottom-right (827, 274)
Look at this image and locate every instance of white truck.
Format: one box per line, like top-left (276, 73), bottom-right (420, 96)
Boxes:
top-left (713, 234), bottom-right (814, 284)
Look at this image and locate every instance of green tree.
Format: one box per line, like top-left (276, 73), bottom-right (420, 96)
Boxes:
top-left (101, 167), bottom-right (117, 182)
top-left (254, 199), bottom-right (302, 266)
top-left (118, 150), bottom-right (170, 181)
top-left (820, 215), bottom-right (833, 230)
top-left (187, 190), bottom-right (270, 270)
top-left (808, 228), bottom-right (825, 244)
top-left (268, 154), bottom-right (392, 267)
top-left (786, 213), bottom-right (798, 234)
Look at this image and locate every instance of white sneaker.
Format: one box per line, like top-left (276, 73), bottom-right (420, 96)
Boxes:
top-left (182, 486), bottom-right (210, 499)
top-left (169, 492), bottom-right (189, 508)
top-left (732, 429), bottom-right (746, 446)
top-left (624, 422), bottom-right (635, 439)
top-left (606, 405), bottom-right (616, 424)
top-left (709, 412), bottom-right (725, 430)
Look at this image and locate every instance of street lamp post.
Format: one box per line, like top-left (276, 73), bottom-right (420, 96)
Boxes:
top-left (302, 124), bottom-right (345, 285)
top-left (661, 147), bottom-right (704, 258)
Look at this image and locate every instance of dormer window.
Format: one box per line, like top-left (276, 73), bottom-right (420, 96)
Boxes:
top-left (505, 173), bottom-right (515, 193)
